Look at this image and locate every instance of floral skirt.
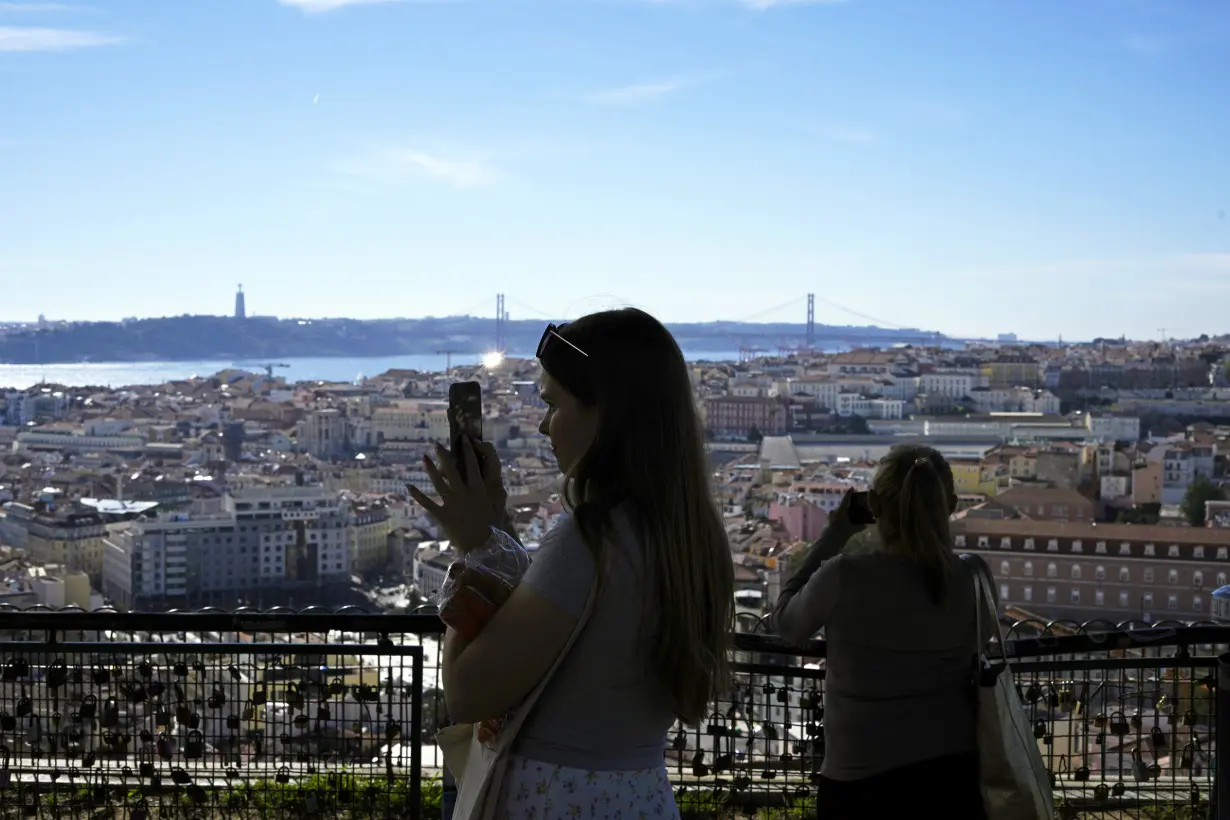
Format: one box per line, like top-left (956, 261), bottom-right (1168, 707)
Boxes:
top-left (494, 754), bottom-right (680, 820)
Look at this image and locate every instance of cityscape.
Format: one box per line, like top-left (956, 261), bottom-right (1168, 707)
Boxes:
top-left (2, 309), bottom-right (1228, 620)
top-left (4, 0), bottom-right (1228, 813)
top-left (14, 330), bottom-right (1230, 810)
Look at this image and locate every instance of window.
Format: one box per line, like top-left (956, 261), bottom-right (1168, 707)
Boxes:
top-left (1070, 589), bottom-right (1081, 604)
top-left (1095, 565), bottom-right (1106, 581)
top-left (1167, 595), bottom-right (1178, 611)
top-left (1071, 564), bottom-right (1082, 580)
top-left (1219, 572), bottom-right (1228, 587)
top-left (1144, 543), bottom-right (1155, 557)
top-left (1095, 540), bottom-right (1107, 554)
top-left (1023, 538), bottom-right (1034, 551)
top-left (1119, 542), bottom-right (1132, 556)
top-left (1046, 586), bottom-right (1057, 603)
top-left (1195, 571), bottom-right (1204, 587)
top-left (954, 535), bottom-right (966, 548)
top-left (1047, 563), bottom-right (1057, 579)
top-left (1194, 546), bottom-right (1205, 559)
top-left (1194, 595), bottom-right (1203, 612)
top-left (1143, 592), bottom-right (1154, 609)
top-left (1095, 590), bottom-right (1104, 606)
top-left (1218, 547), bottom-right (1227, 560)
top-left (1047, 539), bottom-right (1059, 552)
top-left (1144, 568), bottom-right (1154, 583)
top-left (1024, 561), bottom-right (1034, 577)
top-left (1168, 569), bottom-right (1179, 585)
top-left (1000, 584), bottom-right (1010, 602)
top-left (1119, 567), bottom-right (1130, 582)
top-left (1119, 591), bottom-right (1130, 607)
top-left (977, 536), bottom-right (989, 548)
top-left (1023, 586), bottom-right (1033, 602)
top-left (1000, 561), bottom-right (1011, 576)
top-left (1169, 545), bottom-right (1180, 558)
top-left (1000, 537), bottom-right (1012, 549)
top-left (1071, 540), bottom-right (1083, 553)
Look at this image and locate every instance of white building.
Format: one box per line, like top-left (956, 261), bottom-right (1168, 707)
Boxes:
top-left (102, 485), bottom-right (353, 610)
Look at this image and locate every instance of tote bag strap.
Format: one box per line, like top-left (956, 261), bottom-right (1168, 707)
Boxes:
top-left (507, 569), bottom-right (601, 727)
top-left (961, 553), bottom-right (1014, 672)
top-left (463, 568), bottom-right (603, 820)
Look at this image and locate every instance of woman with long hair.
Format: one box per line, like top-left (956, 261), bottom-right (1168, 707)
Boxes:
top-left (411, 307), bottom-right (734, 818)
top-left (769, 445), bottom-right (988, 819)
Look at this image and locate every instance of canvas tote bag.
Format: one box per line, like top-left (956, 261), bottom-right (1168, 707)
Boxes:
top-left (961, 553), bottom-right (1055, 820)
top-left (436, 571), bottom-right (600, 820)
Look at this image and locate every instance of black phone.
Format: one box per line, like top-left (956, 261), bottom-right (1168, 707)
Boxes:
top-left (848, 491), bottom-right (876, 526)
top-left (448, 381), bottom-right (484, 483)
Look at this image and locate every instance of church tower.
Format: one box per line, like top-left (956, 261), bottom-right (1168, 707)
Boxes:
top-left (234, 284), bottom-right (246, 320)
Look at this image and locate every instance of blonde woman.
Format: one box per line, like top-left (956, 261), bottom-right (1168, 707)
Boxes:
top-left (770, 446), bottom-right (987, 819)
top-left (413, 308), bottom-right (735, 818)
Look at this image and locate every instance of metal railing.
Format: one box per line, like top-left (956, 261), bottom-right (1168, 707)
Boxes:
top-left (0, 606), bottom-right (1225, 819)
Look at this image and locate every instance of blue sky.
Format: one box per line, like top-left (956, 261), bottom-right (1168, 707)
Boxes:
top-left (1, 0), bottom-right (1227, 341)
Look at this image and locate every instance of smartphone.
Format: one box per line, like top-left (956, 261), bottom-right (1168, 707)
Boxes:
top-left (848, 491), bottom-right (876, 526)
top-left (448, 381), bottom-right (484, 483)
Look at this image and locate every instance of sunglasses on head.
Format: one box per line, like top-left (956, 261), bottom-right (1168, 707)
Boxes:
top-left (536, 322), bottom-right (595, 403)
top-left (537, 323), bottom-right (589, 359)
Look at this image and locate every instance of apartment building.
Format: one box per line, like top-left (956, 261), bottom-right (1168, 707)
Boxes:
top-left (968, 387), bottom-right (1061, 415)
top-left (351, 502), bottom-right (393, 574)
top-left (1158, 442), bottom-right (1217, 506)
top-left (954, 518), bottom-right (1230, 622)
top-left (823, 350), bottom-right (901, 378)
top-left (919, 369), bottom-right (980, 400)
top-left (977, 486), bottom-right (1095, 522)
top-left (980, 354), bottom-right (1041, 389)
top-left (102, 486), bottom-right (353, 610)
top-left (2, 502), bottom-right (107, 580)
top-left (705, 396), bottom-right (788, 439)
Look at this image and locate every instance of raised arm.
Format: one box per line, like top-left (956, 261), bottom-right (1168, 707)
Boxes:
top-left (769, 523), bottom-right (856, 646)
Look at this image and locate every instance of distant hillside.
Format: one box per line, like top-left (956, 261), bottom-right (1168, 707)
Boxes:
top-left (0, 315), bottom-right (947, 364)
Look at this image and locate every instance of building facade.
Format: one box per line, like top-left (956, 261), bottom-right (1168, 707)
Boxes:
top-left (954, 518), bottom-right (1230, 622)
top-left (102, 486), bottom-right (353, 610)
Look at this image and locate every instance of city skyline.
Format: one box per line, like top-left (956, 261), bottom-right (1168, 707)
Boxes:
top-left (2, 0), bottom-right (1228, 339)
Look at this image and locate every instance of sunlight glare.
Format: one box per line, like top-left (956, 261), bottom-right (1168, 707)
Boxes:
top-left (481, 351), bottom-right (505, 369)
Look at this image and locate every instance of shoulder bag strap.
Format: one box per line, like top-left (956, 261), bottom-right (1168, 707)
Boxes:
top-left (507, 569), bottom-right (601, 723)
top-left (467, 569), bottom-right (603, 820)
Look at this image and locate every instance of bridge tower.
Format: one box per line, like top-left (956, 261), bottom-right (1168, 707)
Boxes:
top-left (806, 293), bottom-right (815, 349)
top-left (495, 293), bottom-right (506, 352)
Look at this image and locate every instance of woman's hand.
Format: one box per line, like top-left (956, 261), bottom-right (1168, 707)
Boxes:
top-left (828, 488), bottom-right (871, 536)
top-left (409, 437), bottom-right (508, 554)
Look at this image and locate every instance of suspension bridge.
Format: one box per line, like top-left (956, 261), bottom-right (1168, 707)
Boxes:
top-left (450, 293), bottom-right (991, 359)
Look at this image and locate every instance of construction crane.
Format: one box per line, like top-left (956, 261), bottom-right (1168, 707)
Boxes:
top-left (436, 349), bottom-right (461, 376)
top-left (260, 363), bottom-right (290, 378)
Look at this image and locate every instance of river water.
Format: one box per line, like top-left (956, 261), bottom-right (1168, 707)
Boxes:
top-left (0, 350), bottom-right (746, 389)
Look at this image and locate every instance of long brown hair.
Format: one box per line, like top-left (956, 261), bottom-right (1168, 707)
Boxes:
top-left (872, 445), bottom-right (958, 606)
top-left (551, 308), bottom-right (734, 724)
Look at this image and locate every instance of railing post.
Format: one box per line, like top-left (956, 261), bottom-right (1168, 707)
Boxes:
top-left (1216, 653), bottom-right (1230, 820)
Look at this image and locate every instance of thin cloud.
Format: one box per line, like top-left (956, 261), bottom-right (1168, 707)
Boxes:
top-left (810, 124), bottom-right (879, 144)
top-left (583, 77), bottom-right (694, 106)
top-left (0, 2), bottom-right (77, 10)
top-left (337, 145), bottom-right (499, 189)
top-left (0, 26), bottom-right (121, 51)
top-left (277, 0), bottom-right (400, 12)
top-left (741, 0), bottom-right (846, 9)
top-left (277, 0), bottom-right (457, 12)
top-left (1121, 33), bottom-right (1170, 56)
